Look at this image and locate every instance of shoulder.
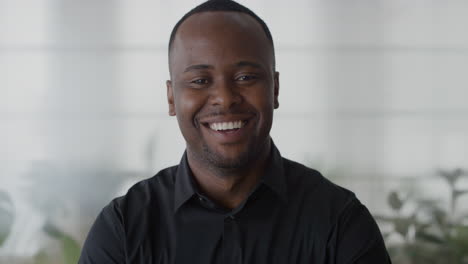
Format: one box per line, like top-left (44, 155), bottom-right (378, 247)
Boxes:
top-left (281, 158), bottom-right (388, 257)
top-left (282, 157), bottom-right (359, 224)
top-left (79, 166), bottom-right (179, 263)
top-left (283, 157), bottom-right (355, 203)
top-left (107, 165), bottom-right (178, 220)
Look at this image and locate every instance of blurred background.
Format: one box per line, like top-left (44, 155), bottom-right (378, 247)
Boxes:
top-left (1, 0), bottom-right (468, 263)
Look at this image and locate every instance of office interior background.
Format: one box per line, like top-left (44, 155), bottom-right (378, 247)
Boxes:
top-left (1, 0), bottom-right (468, 263)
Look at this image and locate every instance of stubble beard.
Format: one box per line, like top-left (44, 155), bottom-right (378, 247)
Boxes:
top-left (198, 136), bottom-right (269, 175)
top-left (202, 143), bottom-right (250, 170)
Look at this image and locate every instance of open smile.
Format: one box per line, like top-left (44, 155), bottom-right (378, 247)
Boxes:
top-left (208, 120), bottom-right (247, 131)
top-left (199, 116), bottom-right (253, 142)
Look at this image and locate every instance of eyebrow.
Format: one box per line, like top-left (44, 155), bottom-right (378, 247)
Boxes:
top-left (183, 64), bottom-right (213, 73)
top-left (235, 61), bottom-right (262, 69)
top-left (183, 61), bottom-right (263, 73)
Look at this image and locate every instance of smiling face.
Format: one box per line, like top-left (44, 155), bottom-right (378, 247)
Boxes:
top-left (167, 11), bottom-right (279, 170)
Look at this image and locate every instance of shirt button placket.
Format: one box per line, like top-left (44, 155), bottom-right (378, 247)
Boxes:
top-left (223, 215), bottom-right (242, 264)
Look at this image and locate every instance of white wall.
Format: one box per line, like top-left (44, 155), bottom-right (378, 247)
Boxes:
top-left (1, 0), bottom-right (467, 260)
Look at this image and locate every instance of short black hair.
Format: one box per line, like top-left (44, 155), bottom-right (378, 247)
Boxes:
top-left (168, 0), bottom-right (275, 68)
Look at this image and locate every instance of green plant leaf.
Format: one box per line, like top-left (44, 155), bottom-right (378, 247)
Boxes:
top-left (0, 190), bottom-right (14, 247)
top-left (432, 208), bottom-right (448, 227)
top-left (438, 168), bottom-right (465, 187)
top-left (43, 222), bottom-right (81, 264)
top-left (381, 168), bottom-right (468, 263)
top-left (394, 218), bottom-right (413, 237)
top-left (416, 230), bottom-right (444, 244)
top-left (388, 191), bottom-right (404, 212)
top-left (61, 235), bottom-right (81, 264)
top-left (374, 215), bottom-right (399, 222)
top-left (454, 189), bottom-right (468, 199)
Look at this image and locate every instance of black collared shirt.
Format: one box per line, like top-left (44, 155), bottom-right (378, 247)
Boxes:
top-left (79, 144), bottom-right (391, 264)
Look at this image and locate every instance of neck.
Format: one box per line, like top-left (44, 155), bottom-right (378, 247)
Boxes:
top-left (187, 141), bottom-right (271, 210)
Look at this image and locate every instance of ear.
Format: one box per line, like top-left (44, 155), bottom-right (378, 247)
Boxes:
top-left (273, 71), bottom-right (280, 109)
top-left (166, 80), bottom-right (176, 116)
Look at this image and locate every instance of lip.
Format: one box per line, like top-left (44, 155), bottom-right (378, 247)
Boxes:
top-left (198, 114), bottom-right (253, 126)
top-left (198, 114), bottom-right (254, 143)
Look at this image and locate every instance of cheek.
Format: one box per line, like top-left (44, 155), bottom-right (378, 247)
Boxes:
top-left (245, 86), bottom-right (275, 130)
top-left (175, 90), bottom-right (207, 126)
top-left (246, 85), bottom-right (275, 111)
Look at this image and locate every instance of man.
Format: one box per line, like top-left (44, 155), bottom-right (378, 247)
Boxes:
top-left (79, 0), bottom-right (392, 263)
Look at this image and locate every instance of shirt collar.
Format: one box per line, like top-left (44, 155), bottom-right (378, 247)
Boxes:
top-left (261, 141), bottom-right (288, 203)
top-left (173, 140), bottom-right (288, 213)
top-left (173, 151), bottom-right (197, 213)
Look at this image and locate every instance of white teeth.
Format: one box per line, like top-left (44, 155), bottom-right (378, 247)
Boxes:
top-left (209, 121), bottom-right (244, 131)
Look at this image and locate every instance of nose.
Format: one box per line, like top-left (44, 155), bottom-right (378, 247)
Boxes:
top-left (209, 79), bottom-right (242, 109)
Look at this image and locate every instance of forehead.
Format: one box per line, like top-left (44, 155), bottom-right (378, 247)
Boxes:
top-left (170, 12), bottom-right (273, 73)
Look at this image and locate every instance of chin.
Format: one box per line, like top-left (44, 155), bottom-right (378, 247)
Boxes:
top-left (201, 144), bottom-right (253, 170)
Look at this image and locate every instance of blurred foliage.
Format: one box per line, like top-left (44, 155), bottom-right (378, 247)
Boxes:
top-left (0, 190), bottom-right (14, 247)
top-left (40, 222), bottom-right (81, 264)
top-left (0, 160), bottom-right (143, 263)
top-left (377, 168), bottom-right (468, 264)
top-left (34, 250), bottom-right (52, 264)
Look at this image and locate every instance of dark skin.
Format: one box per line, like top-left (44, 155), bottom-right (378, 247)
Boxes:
top-left (167, 12), bottom-right (279, 209)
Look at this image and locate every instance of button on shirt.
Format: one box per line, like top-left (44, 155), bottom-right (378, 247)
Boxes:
top-left (79, 143), bottom-right (392, 264)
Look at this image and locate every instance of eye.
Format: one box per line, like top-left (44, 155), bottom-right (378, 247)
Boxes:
top-left (188, 78), bottom-right (210, 88)
top-left (191, 78), bottom-right (209, 85)
top-left (236, 75), bottom-right (257, 81)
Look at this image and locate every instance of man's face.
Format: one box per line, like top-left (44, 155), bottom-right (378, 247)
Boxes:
top-left (167, 11), bottom-right (279, 170)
